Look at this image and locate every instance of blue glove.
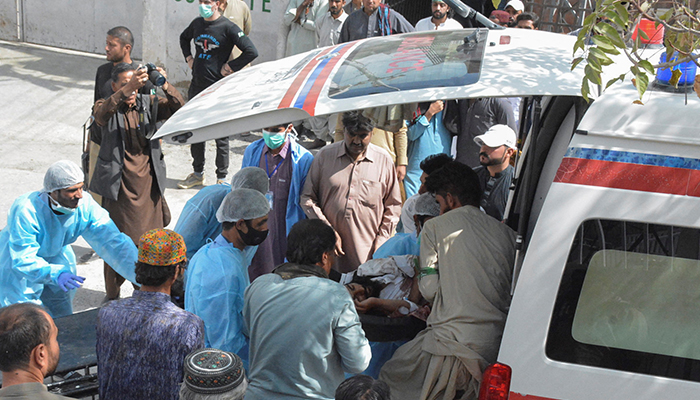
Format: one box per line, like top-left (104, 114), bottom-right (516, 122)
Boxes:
top-left (57, 272), bottom-right (86, 292)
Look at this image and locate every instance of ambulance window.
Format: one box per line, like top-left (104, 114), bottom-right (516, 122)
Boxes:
top-left (546, 219), bottom-right (700, 382)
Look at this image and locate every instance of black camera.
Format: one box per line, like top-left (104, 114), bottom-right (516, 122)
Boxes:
top-left (143, 63), bottom-right (166, 86)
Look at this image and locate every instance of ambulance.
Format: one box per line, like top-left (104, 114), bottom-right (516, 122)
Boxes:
top-left (153, 24), bottom-right (700, 400)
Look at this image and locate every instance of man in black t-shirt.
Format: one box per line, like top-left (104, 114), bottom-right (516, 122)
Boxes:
top-left (472, 124), bottom-right (517, 221)
top-left (178, 0), bottom-right (259, 189)
top-left (94, 26), bottom-right (155, 102)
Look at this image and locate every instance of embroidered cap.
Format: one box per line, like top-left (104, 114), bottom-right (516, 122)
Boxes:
top-left (138, 229), bottom-right (187, 266)
top-left (183, 348), bottom-right (247, 394)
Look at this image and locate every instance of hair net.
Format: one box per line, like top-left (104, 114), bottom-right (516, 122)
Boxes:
top-left (230, 167), bottom-right (270, 194)
top-left (414, 193), bottom-right (441, 217)
top-left (216, 188), bottom-right (270, 223)
top-left (43, 160), bottom-right (84, 193)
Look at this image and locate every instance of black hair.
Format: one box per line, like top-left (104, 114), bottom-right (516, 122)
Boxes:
top-left (335, 375), bottom-right (391, 400)
top-left (222, 221), bottom-right (236, 232)
top-left (516, 11), bottom-right (539, 27)
top-left (286, 219), bottom-right (336, 265)
top-left (135, 261), bottom-right (185, 287)
top-left (419, 153), bottom-right (453, 175)
top-left (264, 123), bottom-right (289, 132)
top-left (425, 161), bottom-right (482, 208)
top-left (0, 303), bottom-right (51, 372)
top-left (107, 26), bottom-right (134, 47)
top-left (342, 110), bottom-right (375, 135)
top-left (110, 62), bottom-right (136, 84)
top-left (349, 275), bottom-right (385, 298)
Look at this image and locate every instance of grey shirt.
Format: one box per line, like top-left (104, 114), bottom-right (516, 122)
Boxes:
top-left (474, 164), bottom-right (514, 221)
top-left (456, 98), bottom-right (516, 168)
top-left (0, 383), bottom-right (71, 400)
top-left (338, 6), bottom-right (414, 42)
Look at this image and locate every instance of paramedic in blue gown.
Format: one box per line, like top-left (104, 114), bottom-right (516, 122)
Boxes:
top-left (0, 160), bottom-right (138, 317)
top-left (184, 188), bottom-right (270, 369)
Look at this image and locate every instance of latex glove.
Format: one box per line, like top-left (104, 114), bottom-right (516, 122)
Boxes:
top-left (57, 272), bottom-right (86, 292)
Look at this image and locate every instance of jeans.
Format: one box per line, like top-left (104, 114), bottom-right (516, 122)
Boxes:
top-left (188, 84), bottom-right (229, 179)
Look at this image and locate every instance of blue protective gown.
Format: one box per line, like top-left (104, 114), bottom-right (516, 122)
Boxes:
top-left (184, 234), bottom-right (257, 369)
top-left (0, 191), bottom-right (138, 314)
top-left (174, 183), bottom-right (230, 259)
top-left (405, 112), bottom-right (453, 198)
top-left (241, 138), bottom-right (313, 236)
top-left (372, 232), bottom-right (419, 259)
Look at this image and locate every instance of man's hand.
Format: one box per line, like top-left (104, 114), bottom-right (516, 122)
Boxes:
top-left (396, 165), bottom-right (406, 182)
top-left (57, 272), bottom-right (86, 292)
top-left (221, 63), bottom-right (234, 77)
top-left (186, 56), bottom-right (194, 70)
top-left (293, 0), bottom-right (314, 23)
top-left (424, 100), bottom-right (444, 121)
top-left (157, 67), bottom-right (169, 90)
top-left (354, 297), bottom-right (378, 314)
top-left (334, 230), bottom-right (345, 257)
top-left (124, 67), bottom-right (148, 94)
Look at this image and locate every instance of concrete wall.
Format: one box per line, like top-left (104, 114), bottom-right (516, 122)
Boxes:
top-left (0, 0), bottom-right (19, 41)
top-left (1, 0), bottom-right (289, 87)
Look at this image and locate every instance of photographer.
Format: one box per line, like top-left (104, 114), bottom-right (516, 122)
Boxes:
top-left (91, 62), bottom-right (185, 301)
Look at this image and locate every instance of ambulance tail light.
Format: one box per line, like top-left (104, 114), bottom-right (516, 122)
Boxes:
top-left (478, 362), bottom-right (512, 400)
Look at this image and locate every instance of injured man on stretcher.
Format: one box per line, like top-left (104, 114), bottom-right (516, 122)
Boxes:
top-left (340, 255), bottom-right (430, 320)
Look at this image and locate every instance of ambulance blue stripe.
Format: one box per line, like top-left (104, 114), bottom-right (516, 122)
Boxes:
top-left (565, 148), bottom-right (700, 170)
top-left (293, 47), bottom-right (343, 109)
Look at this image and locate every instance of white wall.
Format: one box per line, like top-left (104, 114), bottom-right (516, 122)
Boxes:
top-left (2, 0), bottom-right (290, 87)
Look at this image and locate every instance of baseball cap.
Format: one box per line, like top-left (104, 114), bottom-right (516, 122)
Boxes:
top-left (473, 125), bottom-right (517, 150)
top-left (505, 0), bottom-right (524, 11)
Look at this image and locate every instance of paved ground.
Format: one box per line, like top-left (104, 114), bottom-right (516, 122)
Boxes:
top-left (0, 40), bottom-right (260, 311)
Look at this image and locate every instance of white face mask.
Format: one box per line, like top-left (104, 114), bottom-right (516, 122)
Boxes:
top-left (49, 194), bottom-right (79, 215)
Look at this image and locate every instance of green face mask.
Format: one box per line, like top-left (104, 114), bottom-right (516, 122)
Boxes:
top-left (199, 4), bottom-right (214, 18)
top-left (262, 129), bottom-right (286, 149)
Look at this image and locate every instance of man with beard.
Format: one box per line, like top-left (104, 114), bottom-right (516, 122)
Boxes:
top-left (380, 161), bottom-right (516, 400)
top-left (0, 303), bottom-right (69, 400)
top-left (472, 124), bottom-right (517, 221)
top-left (316, 0), bottom-right (348, 46)
top-left (415, 0), bottom-right (463, 31)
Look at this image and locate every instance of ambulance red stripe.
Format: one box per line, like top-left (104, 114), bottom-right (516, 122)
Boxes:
top-left (301, 43), bottom-right (355, 114)
top-left (278, 47), bottom-right (335, 109)
top-left (555, 158), bottom-right (700, 197)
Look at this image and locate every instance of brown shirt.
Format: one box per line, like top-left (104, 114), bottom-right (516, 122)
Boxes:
top-left (301, 142), bottom-right (401, 273)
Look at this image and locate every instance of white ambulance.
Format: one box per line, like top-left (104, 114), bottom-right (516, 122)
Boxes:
top-left (153, 26), bottom-right (700, 400)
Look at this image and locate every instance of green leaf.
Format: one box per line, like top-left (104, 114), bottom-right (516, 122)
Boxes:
top-left (605, 75), bottom-right (623, 89)
top-left (603, 10), bottom-right (626, 29)
top-left (669, 69), bottom-right (682, 87)
top-left (614, 3), bottom-right (629, 24)
top-left (582, 13), bottom-right (598, 27)
top-left (585, 64), bottom-right (602, 85)
top-left (658, 8), bottom-right (673, 21)
top-left (638, 28), bottom-right (649, 41)
top-left (571, 57), bottom-right (585, 71)
top-left (591, 35), bottom-right (621, 54)
top-left (590, 47), bottom-right (614, 65)
top-left (587, 54), bottom-right (602, 72)
top-left (595, 22), bottom-right (626, 48)
top-left (582, 77), bottom-right (591, 102)
top-left (635, 71), bottom-right (649, 99)
top-left (639, 60), bottom-right (655, 76)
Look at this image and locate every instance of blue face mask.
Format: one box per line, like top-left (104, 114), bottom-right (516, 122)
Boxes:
top-left (49, 195), bottom-right (79, 215)
top-left (199, 3), bottom-right (215, 18)
top-left (262, 129), bottom-right (287, 149)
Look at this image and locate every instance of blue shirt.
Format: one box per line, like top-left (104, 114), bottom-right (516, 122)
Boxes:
top-left (0, 191), bottom-right (137, 308)
top-left (185, 234), bottom-right (257, 368)
top-left (96, 291), bottom-right (204, 400)
top-left (244, 267), bottom-right (371, 400)
top-left (405, 112), bottom-right (453, 198)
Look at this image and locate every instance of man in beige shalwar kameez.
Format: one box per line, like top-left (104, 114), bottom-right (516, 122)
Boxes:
top-left (380, 161), bottom-right (516, 400)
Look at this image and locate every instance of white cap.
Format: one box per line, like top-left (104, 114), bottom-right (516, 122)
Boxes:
top-left (505, 0), bottom-right (524, 11)
top-left (473, 125), bottom-right (517, 150)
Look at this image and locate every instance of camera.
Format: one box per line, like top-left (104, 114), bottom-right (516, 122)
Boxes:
top-left (142, 63), bottom-right (166, 86)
